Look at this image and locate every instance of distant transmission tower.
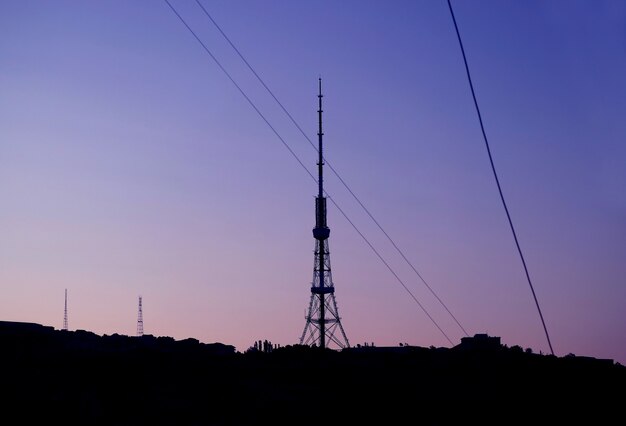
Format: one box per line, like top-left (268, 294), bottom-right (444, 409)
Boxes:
top-left (300, 79), bottom-right (350, 349)
top-left (136, 295), bottom-right (144, 337)
top-left (62, 288), bottom-right (68, 331)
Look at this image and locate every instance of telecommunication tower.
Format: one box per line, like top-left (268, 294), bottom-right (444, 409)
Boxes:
top-left (62, 289), bottom-right (68, 331)
top-left (137, 296), bottom-right (144, 337)
top-left (300, 79), bottom-right (350, 349)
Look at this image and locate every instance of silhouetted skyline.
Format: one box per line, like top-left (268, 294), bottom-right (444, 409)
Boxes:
top-left (1, 320), bottom-right (623, 424)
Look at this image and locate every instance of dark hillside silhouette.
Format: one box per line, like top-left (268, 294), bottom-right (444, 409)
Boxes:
top-left (1, 321), bottom-right (623, 425)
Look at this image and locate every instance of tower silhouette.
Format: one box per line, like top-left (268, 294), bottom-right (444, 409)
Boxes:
top-left (300, 79), bottom-right (350, 349)
top-left (137, 296), bottom-right (144, 337)
top-left (62, 289), bottom-right (68, 331)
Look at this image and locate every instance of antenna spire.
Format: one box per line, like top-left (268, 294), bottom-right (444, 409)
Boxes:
top-left (300, 79), bottom-right (350, 349)
top-left (318, 77), bottom-right (324, 199)
top-left (62, 289), bottom-right (68, 331)
top-left (137, 295), bottom-right (144, 337)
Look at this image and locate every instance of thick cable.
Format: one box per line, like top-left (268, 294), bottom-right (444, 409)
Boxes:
top-left (446, 0), bottom-right (554, 354)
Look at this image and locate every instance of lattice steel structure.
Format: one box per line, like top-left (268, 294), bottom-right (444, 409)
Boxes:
top-left (62, 289), bottom-right (68, 331)
top-left (300, 79), bottom-right (349, 349)
top-left (137, 296), bottom-right (144, 337)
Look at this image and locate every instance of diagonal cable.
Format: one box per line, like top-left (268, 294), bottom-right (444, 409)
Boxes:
top-left (327, 195), bottom-right (454, 345)
top-left (164, 0), bottom-right (454, 346)
top-left (446, 0), bottom-right (554, 354)
top-left (194, 0), bottom-right (468, 337)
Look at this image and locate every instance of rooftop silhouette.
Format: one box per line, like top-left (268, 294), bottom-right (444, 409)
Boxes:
top-left (1, 321), bottom-right (623, 425)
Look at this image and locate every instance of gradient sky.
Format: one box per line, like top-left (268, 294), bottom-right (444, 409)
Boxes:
top-left (1, 0), bottom-right (625, 362)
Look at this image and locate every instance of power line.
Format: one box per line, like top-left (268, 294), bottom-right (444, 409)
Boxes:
top-left (327, 195), bottom-right (454, 345)
top-left (163, 0), bottom-right (311, 181)
top-left (446, 0), bottom-right (554, 355)
top-left (163, 0), bottom-right (454, 346)
top-left (194, 0), bottom-right (468, 338)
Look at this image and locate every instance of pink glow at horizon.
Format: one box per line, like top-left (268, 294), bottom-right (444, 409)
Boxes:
top-left (1, 1), bottom-right (625, 363)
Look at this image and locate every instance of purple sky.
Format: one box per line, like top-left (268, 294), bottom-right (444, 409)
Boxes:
top-left (1, 0), bottom-right (625, 362)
